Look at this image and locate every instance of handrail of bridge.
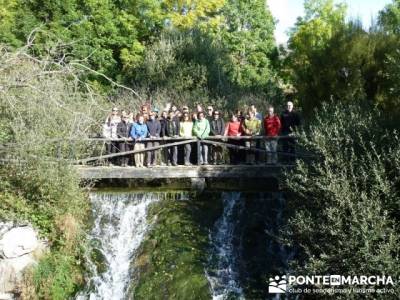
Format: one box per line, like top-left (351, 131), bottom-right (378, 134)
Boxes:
top-left (70, 135), bottom-right (311, 165)
top-left (0, 135), bottom-right (318, 166)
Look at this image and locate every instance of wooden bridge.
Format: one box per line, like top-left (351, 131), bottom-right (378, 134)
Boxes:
top-left (1, 136), bottom-right (307, 182)
top-left (69, 136), bottom-right (302, 180)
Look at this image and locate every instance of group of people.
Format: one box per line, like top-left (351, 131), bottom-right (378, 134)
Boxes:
top-left (102, 101), bottom-right (301, 167)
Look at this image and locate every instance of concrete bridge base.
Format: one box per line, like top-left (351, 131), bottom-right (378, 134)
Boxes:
top-left (76, 165), bottom-right (289, 191)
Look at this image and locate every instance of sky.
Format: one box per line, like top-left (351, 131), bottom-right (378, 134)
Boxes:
top-left (268, 0), bottom-right (393, 44)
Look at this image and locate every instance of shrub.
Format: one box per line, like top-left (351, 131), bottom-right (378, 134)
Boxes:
top-left (284, 102), bottom-right (400, 298)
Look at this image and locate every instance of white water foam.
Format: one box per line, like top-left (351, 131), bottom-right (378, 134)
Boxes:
top-left (77, 192), bottom-right (160, 300)
top-left (206, 192), bottom-right (245, 300)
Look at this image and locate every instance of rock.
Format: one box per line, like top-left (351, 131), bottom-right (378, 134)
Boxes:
top-left (0, 225), bottom-right (47, 299)
top-left (0, 255), bottom-right (36, 294)
top-left (0, 227), bottom-right (38, 259)
top-left (0, 223), bottom-right (13, 240)
top-left (0, 292), bottom-right (14, 300)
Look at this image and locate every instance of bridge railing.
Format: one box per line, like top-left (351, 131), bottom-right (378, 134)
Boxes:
top-left (60, 135), bottom-right (306, 166)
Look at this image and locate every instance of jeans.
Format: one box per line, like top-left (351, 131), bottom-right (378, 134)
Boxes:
top-left (168, 146), bottom-right (178, 165)
top-left (184, 144), bottom-right (191, 164)
top-left (265, 139), bottom-right (278, 164)
top-left (245, 140), bottom-right (256, 164)
top-left (199, 144), bottom-right (208, 164)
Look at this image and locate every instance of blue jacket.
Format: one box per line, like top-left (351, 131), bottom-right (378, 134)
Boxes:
top-left (130, 122), bottom-right (148, 139)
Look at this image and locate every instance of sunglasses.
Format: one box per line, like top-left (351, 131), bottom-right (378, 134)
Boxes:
top-left (207, 108), bottom-right (213, 110)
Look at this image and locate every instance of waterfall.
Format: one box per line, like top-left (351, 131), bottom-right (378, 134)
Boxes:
top-left (77, 192), bottom-right (162, 300)
top-left (206, 192), bottom-right (245, 300)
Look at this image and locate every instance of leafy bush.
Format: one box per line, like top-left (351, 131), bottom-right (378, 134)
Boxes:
top-left (284, 102), bottom-right (400, 298)
top-left (23, 252), bottom-right (84, 300)
top-left (0, 45), bottom-right (95, 299)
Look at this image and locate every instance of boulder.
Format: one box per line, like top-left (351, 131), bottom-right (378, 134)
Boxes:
top-left (0, 227), bottom-right (38, 259)
top-left (0, 255), bottom-right (36, 294)
top-left (0, 225), bottom-right (47, 299)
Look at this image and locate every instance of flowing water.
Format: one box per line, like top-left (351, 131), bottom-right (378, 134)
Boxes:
top-left (77, 192), bottom-right (186, 300)
top-left (206, 192), bottom-right (246, 300)
top-left (206, 192), bottom-right (293, 300)
top-left (77, 190), bottom-right (291, 300)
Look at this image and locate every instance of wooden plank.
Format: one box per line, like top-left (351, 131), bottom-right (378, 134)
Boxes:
top-left (75, 139), bottom-right (197, 164)
top-left (76, 165), bottom-right (289, 179)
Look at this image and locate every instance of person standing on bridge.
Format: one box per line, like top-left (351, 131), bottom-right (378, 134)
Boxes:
top-left (224, 114), bottom-right (243, 164)
top-left (116, 114), bottom-right (132, 167)
top-left (102, 107), bottom-right (121, 166)
top-left (210, 110), bottom-right (225, 164)
top-left (130, 115), bottom-right (148, 168)
top-left (206, 105), bottom-right (215, 164)
top-left (250, 104), bottom-right (262, 121)
top-left (165, 110), bottom-right (180, 166)
top-left (193, 111), bottom-right (211, 165)
top-left (180, 112), bottom-right (194, 166)
top-left (280, 101), bottom-right (301, 163)
top-left (264, 106), bottom-right (281, 164)
top-left (243, 110), bottom-right (261, 164)
top-left (146, 110), bottom-right (161, 167)
top-left (159, 110), bottom-right (169, 166)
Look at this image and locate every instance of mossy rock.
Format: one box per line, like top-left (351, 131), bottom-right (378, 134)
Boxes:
top-left (131, 192), bottom-right (223, 300)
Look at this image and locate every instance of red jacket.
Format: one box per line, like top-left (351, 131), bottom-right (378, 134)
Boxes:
top-left (264, 115), bottom-right (281, 137)
top-left (225, 121), bottom-right (242, 136)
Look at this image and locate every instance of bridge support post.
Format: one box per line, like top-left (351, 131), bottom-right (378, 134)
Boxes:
top-left (190, 177), bottom-right (206, 192)
top-left (197, 140), bottom-right (201, 165)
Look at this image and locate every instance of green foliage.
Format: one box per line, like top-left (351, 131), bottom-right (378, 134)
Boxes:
top-left (285, 0), bottom-right (400, 118)
top-left (218, 0), bottom-right (277, 88)
top-left (284, 102), bottom-right (400, 298)
top-left (132, 194), bottom-right (223, 299)
top-left (0, 0), bottom-right (281, 107)
top-left (163, 0), bottom-right (225, 30)
top-left (0, 46), bottom-right (98, 299)
top-left (0, 0), bottom-right (159, 80)
top-left (379, 0), bottom-right (400, 34)
top-left (31, 252), bottom-right (83, 300)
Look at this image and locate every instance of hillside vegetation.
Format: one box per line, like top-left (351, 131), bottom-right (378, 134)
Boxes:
top-left (0, 0), bottom-right (400, 299)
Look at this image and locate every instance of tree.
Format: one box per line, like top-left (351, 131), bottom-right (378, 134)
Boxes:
top-left (162, 0), bottom-right (225, 29)
top-left (217, 0), bottom-right (277, 89)
top-left (379, 0), bottom-right (400, 34)
top-left (0, 0), bottom-right (165, 82)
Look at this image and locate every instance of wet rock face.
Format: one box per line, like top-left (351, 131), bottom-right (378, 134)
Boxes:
top-left (0, 223), bottom-right (47, 299)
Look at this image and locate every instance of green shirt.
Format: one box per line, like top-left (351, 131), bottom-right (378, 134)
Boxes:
top-left (193, 119), bottom-right (210, 139)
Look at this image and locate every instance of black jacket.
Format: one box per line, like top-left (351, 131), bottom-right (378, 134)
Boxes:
top-left (210, 118), bottom-right (225, 136)
top-left (160, 118), bottom-right (167, 137)
top-left (146, 119), bottom-right (161, 137)
top-left (280, 110), bottom-right (301, 134)
top-left (165, 118), bottom-right (180, 137)
top-left (116, 121), bottom-right (131, 138)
